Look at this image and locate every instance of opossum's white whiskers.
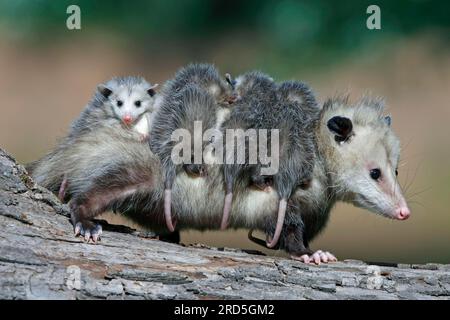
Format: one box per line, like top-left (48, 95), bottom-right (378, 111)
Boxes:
top-left (404, 159), bottom-right (424, 195)
top-left (406, 186), bottom-right (432, 200)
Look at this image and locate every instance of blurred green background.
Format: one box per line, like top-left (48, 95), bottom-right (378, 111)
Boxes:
top-left (0, 0), bottom-right (449, 263)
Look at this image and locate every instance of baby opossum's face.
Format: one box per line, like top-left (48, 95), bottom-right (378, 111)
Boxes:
top-left (202, 79), bottom-right (235, 107)
top-left (322, 100), bottom-right (410, 221)
top-left (99, 83), bottom-right (157, 126)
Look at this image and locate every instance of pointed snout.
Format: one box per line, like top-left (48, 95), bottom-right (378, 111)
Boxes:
top-left (394, 206), bottom-right (410, 220)
top-left (122, 115), bottom-right (133, 125)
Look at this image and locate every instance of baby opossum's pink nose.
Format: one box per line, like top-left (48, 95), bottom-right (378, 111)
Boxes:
top-left (122, 115), bottom-right (133, 125)
top-left (395, 206), bottom-right (410, 220)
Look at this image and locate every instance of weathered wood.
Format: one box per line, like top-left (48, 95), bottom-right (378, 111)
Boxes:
top-left (0, 147), bottom-right (449, 300)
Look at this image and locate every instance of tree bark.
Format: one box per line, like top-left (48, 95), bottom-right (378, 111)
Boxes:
top-left (0, 148), bottom-right (449, 300)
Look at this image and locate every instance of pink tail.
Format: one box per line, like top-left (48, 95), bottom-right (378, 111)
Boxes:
top-left (58, 175), bottom-right (68, 202)
top-left (164, 189), bottom-right (176, 232)
top-left (266, 198), bottom-right (287, 248)
top-left (220, 192), bottom-right (233, 230)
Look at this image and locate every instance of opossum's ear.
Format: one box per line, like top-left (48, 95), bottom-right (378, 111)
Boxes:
top-left (384, 116), bottom-right (392, 126)
top-left (225, 73), bottom-right (236, 89)
top-left (147, 83), bottom-right (159, 97)
top-left (327, 116), bottom-right (353, 143)
top-left (98, 85), bottom-right (113, 98)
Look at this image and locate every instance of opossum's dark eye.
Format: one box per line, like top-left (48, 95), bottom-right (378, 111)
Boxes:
top-left (135, 100), bottom-right (141, 107)
top-left (395, 169), bottom-right (398, 176)
top-left (370, 168), bottom-right (381, 180)
top-left (117, 100), bottom-right (123, 107)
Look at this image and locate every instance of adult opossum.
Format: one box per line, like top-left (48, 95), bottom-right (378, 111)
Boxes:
top-left (66, 94), bottom-right (409, 265)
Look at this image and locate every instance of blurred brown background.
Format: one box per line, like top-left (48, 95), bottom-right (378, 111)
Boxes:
top-left (0, 0), bottom-right (449, 263)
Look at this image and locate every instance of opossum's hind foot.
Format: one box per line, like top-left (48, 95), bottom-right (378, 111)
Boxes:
top-left (291, 250), bottom-right (338, 265)
top-left (73, 220), bottom-right (102, 243)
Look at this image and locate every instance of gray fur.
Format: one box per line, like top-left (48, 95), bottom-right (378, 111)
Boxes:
top-left (27, 76), bottom-right (157, 194)
top-left (150, 84), bottom-right (218, 187)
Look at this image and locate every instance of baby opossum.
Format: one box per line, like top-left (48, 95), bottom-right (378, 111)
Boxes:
top-left (60, 126), bottom-right (162, 242)
top-left (69, 76), bottom-right (159, 140)
top-left (220, 71), bottom-right (278, 230)
top-left (28, 76), bottom-right (158, 201)
top-left (150, 63), bottom-right (235, 232)
top-left (221, 76), bottom-right (318, 250)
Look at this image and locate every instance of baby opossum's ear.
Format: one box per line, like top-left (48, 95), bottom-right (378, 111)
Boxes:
top-left (147, 83), bottom-right (159, 97)
top-left (225, 73), bottom-right (236, 89)
top-left (327, 116), bottom-right (353, 143)
top-left (384, 115), bottom-right (392, 126)
top-left (97, 84), bottom-right (113, 98)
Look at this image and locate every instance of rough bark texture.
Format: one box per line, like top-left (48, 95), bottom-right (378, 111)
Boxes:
top-left (0, 148), bottom-right (449, 300)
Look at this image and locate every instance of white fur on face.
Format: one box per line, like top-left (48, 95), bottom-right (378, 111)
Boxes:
top-left (333, 124), bottom-right (405, 218)
top-left (110, 86), bottom-right (154, 124)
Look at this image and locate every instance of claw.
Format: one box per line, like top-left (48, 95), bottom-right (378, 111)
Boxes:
top-left (74, 222), bottom-right (82, 236)
top-left (291, 254), bottom-right (311, 263)
top-left (73, 221), bottom-right (102, 243)
top-left (84, 230), bottom-right (91, 242)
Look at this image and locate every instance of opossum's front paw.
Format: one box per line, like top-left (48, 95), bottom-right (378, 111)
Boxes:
top-left (291, 250), bottom-right (337, 265)
top-left (139, 134), bottom-right (149, 142)
top-left (74, 221), bottom-right (102, 243)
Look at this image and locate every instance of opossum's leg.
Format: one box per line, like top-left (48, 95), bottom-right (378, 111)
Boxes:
top-left (70, 183), bottom-right (149, 243)
top-left (58, 174), bottom-right (68, 202)
top-left (284, 225), bottom-right (337, 264)
top-left (266, 198), bottom-right (287, 248)
top-left (164, 178), bottom-right (177, 233)
top-left (220, 179), bottom-right (233, 230)
top-left (291, 250), bottom-right (338, 265)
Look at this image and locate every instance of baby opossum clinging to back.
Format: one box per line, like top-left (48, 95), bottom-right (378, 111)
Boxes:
top-left (27, 76), bottom-right (159, 240)
top-left (72, 76), bottom-right (158, 138)
top-left (221, 74), bottom-right (318, 249)
top-left (150, 63), bottom-right (236, 232)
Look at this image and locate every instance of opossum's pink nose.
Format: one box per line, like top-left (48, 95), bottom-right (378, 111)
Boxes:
top-left (395, 206), bottom-right (410, 220)
top-left (122, 115), bottom-right (133, 125)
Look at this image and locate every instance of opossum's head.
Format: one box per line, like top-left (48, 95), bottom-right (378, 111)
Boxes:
top-left (177, 63), bottom-right (235, 106)
top-left (319, 96), bottom-right (410, 221)
top-left (233, 71), bottom-right (277, 103)
top-left (98, 76), bottom-right (158, 126)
